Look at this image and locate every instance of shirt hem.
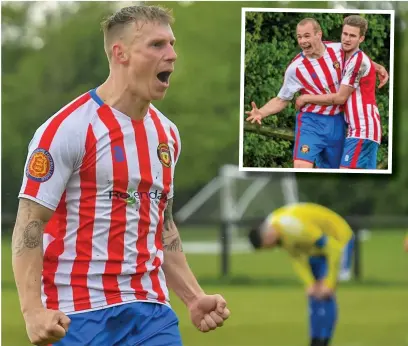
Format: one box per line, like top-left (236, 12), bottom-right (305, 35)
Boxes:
top-left (64, 298), bottom-right (171, 316)
top-left (346, 136), bottom-right (381, 144)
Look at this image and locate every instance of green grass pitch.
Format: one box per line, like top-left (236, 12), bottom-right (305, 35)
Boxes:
top-left (2, 229), bottom-right (407, 346)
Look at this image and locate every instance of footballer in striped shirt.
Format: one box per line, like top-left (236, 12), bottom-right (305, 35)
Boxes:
top-left (12, 5), bottom-right (230, 346)
top-left (246, 18), bottom-right (347, 169)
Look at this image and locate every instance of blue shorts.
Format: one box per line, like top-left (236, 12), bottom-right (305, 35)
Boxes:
top-left (340, 138), bottom-right (379, 169)
top-left (294, 112), bottom-right (346, 168)
top-left (53, 302), bottom-right (182, 346)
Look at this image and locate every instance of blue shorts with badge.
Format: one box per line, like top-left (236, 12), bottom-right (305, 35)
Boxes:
top-left (340, 138), bottom-right (379, 169)
top-left (294, 112), bottom-right (346, 168)
top-left (52, 302), bottom-right (182, 346)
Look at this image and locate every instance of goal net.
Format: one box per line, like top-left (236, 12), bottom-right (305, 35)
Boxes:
top-left (175, 165), bottom-right (299, 254)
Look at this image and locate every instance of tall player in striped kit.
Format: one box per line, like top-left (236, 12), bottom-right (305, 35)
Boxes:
top-left (295, 15), bottom-right (385, 169)
top-left (245, 18), bottom-right (388, 169)
top-left (12, 5), bottom-right (230, 346)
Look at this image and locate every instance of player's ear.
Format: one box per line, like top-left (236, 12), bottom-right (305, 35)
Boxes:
top-left (112, 43), bottom-right (129, 64)
top-left (359, 35), bottom-right (365, 44)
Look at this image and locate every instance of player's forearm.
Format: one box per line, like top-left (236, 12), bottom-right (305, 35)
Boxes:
top-left (373, 61), bottom-right (384, 72)
top-left (12, 201), bottom-right (49, 314)
top-left (301, 93), bottom-right (345, 106)
top-left (161, 198), bottom-right (204, 307)
top-left (322, 238), bottom-right (343, 289)
top-left (162, 225), bottom-right (204, 307)
top-left (292, 256), bottom-right (315, 288)
top-left (163, 248), bottom-right (204, 307)
top-left (259, 97), bottom-right (289, 118)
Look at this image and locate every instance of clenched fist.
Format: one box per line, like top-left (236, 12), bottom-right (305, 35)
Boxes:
top-left (24, 307), bottom-right (71, 345)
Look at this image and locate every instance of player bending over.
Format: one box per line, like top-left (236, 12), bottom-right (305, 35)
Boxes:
top-left (248, 203), bottom-right (353, 346)
top-left (12, 5), bottom-right (229, 346)
top-left (296, 15), bottom-right (384, 169)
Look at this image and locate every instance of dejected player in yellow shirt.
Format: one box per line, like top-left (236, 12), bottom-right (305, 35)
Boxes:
top-left (248, 203), bottom-right (353, 346)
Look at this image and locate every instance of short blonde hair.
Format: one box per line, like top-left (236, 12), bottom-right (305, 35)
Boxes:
top-left (343, 15), bottom-right (368, 36)
top-left (297, 18), bottom-right (322, 33)
top-left (101, 5), bottom-right (174, 60)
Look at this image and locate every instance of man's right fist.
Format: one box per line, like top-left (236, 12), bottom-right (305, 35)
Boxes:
top-left (24, 307), bottom-right (71, 345)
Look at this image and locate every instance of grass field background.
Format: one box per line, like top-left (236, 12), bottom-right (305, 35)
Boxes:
top-left (2, 229), bottom-right (407, 346)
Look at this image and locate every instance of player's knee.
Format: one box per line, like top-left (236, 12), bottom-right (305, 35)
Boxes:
top-left (294, 160), bottom-right (314, 168)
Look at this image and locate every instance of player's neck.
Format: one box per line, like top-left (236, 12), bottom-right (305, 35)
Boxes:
top-left (97, 78), bottom-right (150, 121)
top-left (306, 42), bottom-right (326, 59)
top-left (345, 47), bottom-right (360, 60)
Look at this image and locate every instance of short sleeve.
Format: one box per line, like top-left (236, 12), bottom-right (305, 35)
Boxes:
top-left (341, 52), bottom-right (370, 89)
top-left (277, 64), bottom-right (304, 101)
top-left (19, 120), bottom-right (83, 211)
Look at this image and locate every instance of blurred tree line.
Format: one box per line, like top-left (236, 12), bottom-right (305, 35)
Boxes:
top-left (1, 1), bottom-right (407, 226)
top-left (243, 12), bottom-right (390, 168)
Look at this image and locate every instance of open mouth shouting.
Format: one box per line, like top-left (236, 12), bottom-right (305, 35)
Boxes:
top-left (156, 70), bottom-right (173, 87)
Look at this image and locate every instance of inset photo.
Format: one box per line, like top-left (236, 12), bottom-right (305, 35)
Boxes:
top-left (239, 8), bottom-right (394, 174)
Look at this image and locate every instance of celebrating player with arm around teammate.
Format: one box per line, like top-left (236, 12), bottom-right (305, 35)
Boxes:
top-left (246, 18), bottom-right (348, 169)
top-left (247, 203), bottom-right (354, 346)
top-left (295, 15), bottom-right (387, 169)
top-left (12, 5), bottom-right (230, 346)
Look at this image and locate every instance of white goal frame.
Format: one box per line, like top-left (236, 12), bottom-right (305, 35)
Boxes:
top-left (175, 165), bottom-right (299, 254)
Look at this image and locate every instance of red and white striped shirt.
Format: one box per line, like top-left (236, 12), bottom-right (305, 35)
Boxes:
top-left (341, 50), bottom-right (381, 143)
top-left (278, 42), bottom-right (345, 116)
top-left (19, 89), bottom-right (181, 314)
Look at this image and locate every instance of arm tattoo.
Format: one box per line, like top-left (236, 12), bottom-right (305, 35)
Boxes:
top-left (13, 220), bottom-right (44, 257)
top-left (164, 237), bottom-right (183, 252)
top-left (162, 198), bottom-right (183, 252)
top-left (163, 198), bottom-right (174, 229)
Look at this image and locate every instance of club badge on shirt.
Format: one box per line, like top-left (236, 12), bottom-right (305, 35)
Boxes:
top-left (26, 148), bottom-right (54, 182)
top-left (157, 143), bottom-right (172, 168)
top-left (333, 61), bottom-right (340, 69)
top-left (301, 145), bottom-right (310, 154)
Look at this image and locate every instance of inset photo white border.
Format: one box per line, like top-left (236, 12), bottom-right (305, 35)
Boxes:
top-left (239, 7), bottom-right (394, 174)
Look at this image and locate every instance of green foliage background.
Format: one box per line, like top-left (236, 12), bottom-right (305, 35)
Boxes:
top-left (243, 12), bottom-right (390, 168)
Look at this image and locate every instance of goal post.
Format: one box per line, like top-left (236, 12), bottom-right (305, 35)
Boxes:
top-left (218, 165), bottom-right (299, 278)
top-left (175, 164), bottom-right (300, 277)
top-left (175, 164), bottom-right (367, 280)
